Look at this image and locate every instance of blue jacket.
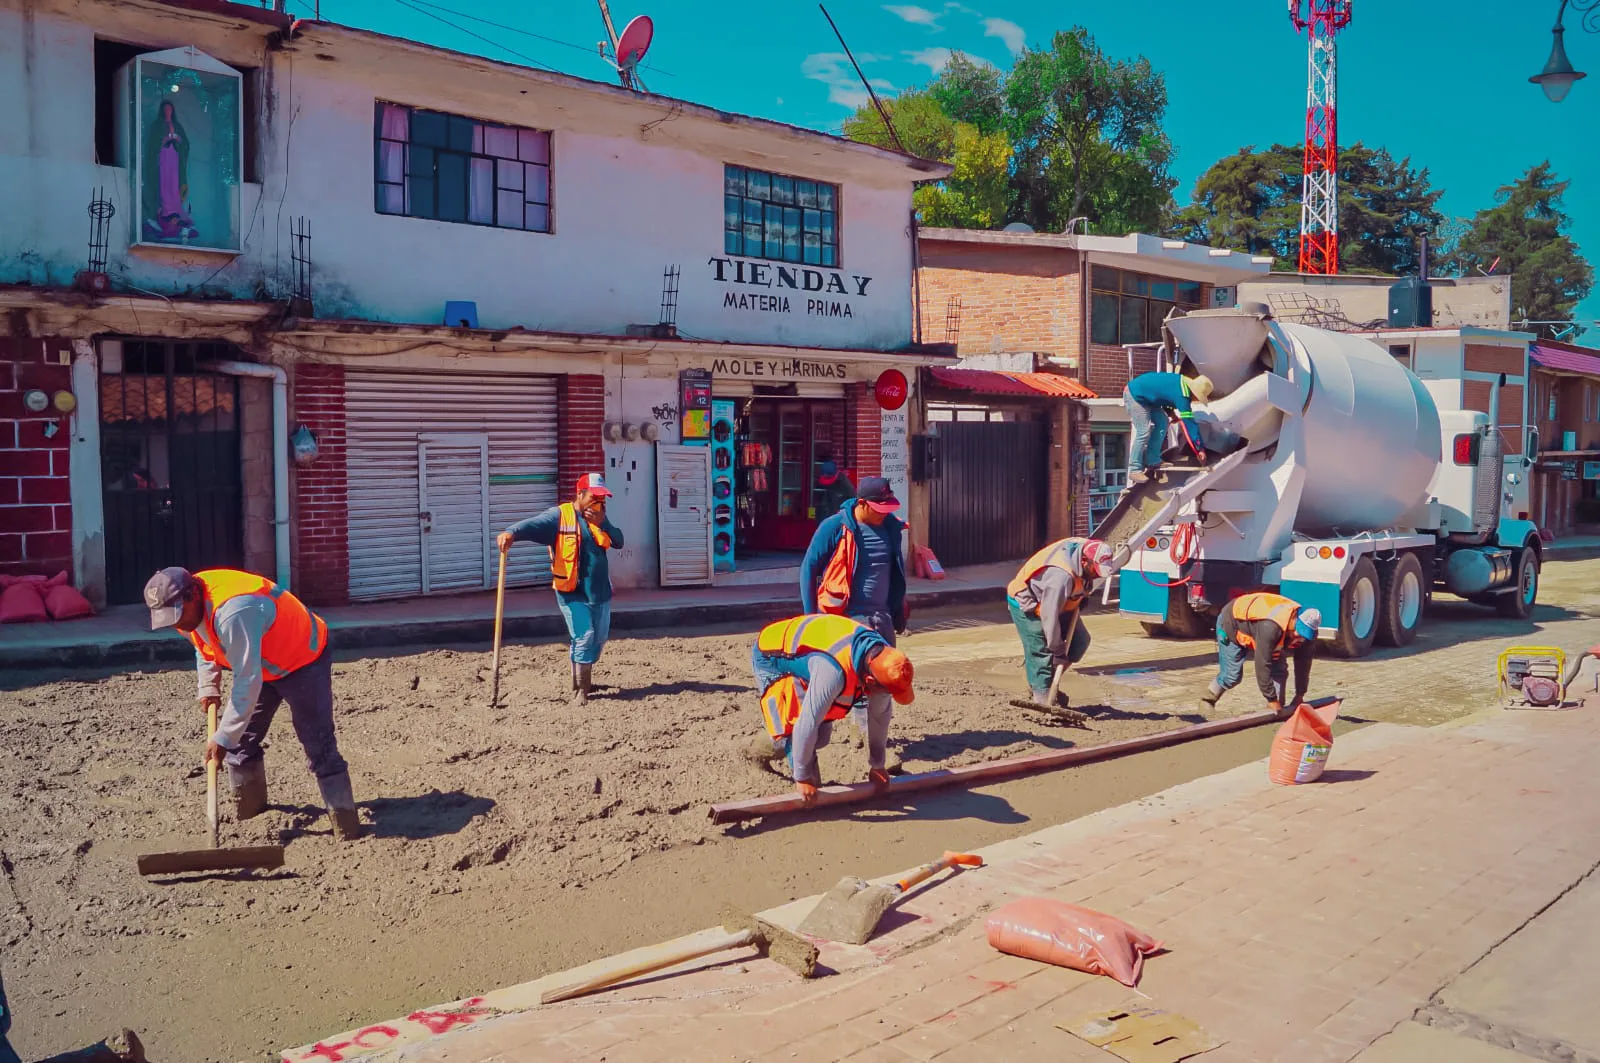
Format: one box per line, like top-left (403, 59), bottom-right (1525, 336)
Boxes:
top-left (507, 505), bottom-right (625, 605)
top-left (1127, 371), bottom-right (1206, 451)
top-left (799, 499), bottom-right (907, 624)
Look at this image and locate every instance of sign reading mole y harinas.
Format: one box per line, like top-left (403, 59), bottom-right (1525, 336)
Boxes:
top-left (708, 257), bottom-right (872, 319)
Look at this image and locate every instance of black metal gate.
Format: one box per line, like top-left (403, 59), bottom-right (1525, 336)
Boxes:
top-left (100, 340), bottom-right (244, 605)
top-left (927, 420), bottom-right (1048, 568)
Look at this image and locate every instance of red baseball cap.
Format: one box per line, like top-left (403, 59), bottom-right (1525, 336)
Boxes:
top-left (576, 473), bottom-right (613, 498)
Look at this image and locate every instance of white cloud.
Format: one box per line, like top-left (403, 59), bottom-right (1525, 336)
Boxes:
top-left (906, 46), bottom-right (953, 74)
top-left (802, 52), bottom-right (894, 110)
top-left (884, 4), bottom-right (941, 27)
top-left (983, 17), bottom-right (1025, 56)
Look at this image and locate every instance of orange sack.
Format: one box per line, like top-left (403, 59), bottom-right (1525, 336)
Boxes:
top-left (1268, 701), bottom-right (1340, 785)
top-left (985, 898), bottom-right (1163, 987)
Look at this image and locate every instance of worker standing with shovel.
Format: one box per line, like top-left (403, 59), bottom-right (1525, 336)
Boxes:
top-left (1007, 538), bottom-right (1113, 712)
top-left (497, 473), bottom-right (624, 703)
top-left (143, 567), bottom-right (361, 841)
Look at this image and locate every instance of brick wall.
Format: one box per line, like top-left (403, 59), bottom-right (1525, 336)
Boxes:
top-left (1, 338), bottom-right (74, 580)
top-left (290, 363), bottom-right (349, 606)
top-left (917, 243), bottom-right (1082, 362)
top-left (558, 375), bottom-right (606, 496)
top-left (845, 383), bottom-right (882, 479)
top-left (1463, 379), bottom-right (1525, 454)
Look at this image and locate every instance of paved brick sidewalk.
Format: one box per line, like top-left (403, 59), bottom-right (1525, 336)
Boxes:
top-left (290, 700), bottom-right (1600, 1063)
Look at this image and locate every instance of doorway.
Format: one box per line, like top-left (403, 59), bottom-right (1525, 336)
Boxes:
top-left (99, 340), bottom-right (244, 605)
top-left (740, 398), bottom-right (846, 552)
top-left (417, 434), bottom-right (490, 594)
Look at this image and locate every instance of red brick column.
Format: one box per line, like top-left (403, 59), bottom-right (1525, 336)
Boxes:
top-left (0, 338), bottom-right (74, 580)
top-left (290, 363), bottom-right (349, 606)
top-left (558, 374), bottom-right (606, 495)
top-left (846, 382), bottom-right (882, 479)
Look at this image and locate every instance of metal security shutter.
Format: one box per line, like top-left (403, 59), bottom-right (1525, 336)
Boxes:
top-left (345, 370), bottom-right (559, 601)
top-left (656, 444), bottom-right (713, 587)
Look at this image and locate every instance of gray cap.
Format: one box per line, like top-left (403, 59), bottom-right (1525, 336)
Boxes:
top-left (144, 567), bottom-right (194, 630)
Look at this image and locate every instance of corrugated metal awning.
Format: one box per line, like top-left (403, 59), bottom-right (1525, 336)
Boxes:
top-left (1531, 343), bottom-right (1600, 376)
top-left (928, 367), bottom-right (1097, 399)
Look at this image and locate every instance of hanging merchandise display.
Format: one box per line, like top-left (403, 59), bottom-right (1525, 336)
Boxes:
top-left (710, 399), bottom-right (737, 572)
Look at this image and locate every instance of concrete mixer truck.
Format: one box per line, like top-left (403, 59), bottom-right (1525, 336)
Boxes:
top-left (1097, 304), bottom-right (1542, 659)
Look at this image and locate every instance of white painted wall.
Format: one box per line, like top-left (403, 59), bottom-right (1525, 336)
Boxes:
top-left (0, 1), bottom-right (918, 351)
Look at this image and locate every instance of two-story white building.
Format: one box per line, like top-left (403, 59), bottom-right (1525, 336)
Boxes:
top-left (0, 0), bottom-right (951, 607)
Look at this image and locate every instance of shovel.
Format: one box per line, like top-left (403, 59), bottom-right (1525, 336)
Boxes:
top-left (1008, 611), bottom-right (1089, 725)
top-left (799, 851), bottom-right (983, 945)
top-left (136, 702), bottom-right (285, 877)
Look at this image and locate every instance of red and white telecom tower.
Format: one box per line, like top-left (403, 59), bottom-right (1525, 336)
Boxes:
top-left (1289, 0), bottom-right (1352, 275)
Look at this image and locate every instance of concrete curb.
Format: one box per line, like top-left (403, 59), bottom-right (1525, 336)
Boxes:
top-left (0, 584), bottom-right (1005, 671)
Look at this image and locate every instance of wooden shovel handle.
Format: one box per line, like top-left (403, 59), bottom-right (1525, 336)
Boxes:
top-left (895, 851), bottom-right (984, 893)
top-left (541, 928), bottom-right (757, 1004)
top-left (490, 548), bottom-right (509, 707)
top-left (206, 700), bottom-right (219, 849)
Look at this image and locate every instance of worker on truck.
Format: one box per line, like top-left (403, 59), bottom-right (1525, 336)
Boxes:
top-left (745, 614), bottom-right (916, 807)
top-left (1123, 370), bottom-right (1214, 483)
top-left (1201, 592), bottom-right (1322, 714)
top-left (498, 473), bottom-right (625, 703)
top-left (800, 475), bottom-right (909, 646)
top-left (1007, 538), bottom-right (1113, 709)
top-left (143, 567), bottom-right (361, 841)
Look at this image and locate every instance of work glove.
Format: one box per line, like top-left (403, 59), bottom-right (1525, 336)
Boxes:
top-left (869, 768), bottom-right (891, 795)
top-left (796, 781), bottom-right (819, 808)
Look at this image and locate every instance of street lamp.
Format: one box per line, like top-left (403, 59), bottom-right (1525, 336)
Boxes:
top-left (1532, 0), bottom-right (1598, 102)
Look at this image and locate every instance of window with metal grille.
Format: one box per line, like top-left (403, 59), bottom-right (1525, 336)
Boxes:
top-left (724, 164), bottom-right (838, 266)
top-left (375, 102), bottom-right (552, 232)
top-left (1089, 266), bottom-right (1204, 346)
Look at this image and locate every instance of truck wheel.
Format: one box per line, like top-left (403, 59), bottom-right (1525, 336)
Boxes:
top-left (1329, 557), bottom-right (1380, 659)
top-left (1376, 552), bottom-right (1425, 648)
top-left (1495, 548), bottom-right (1539, 619)
top-left (1165, 587), bottom-right (1210, 639)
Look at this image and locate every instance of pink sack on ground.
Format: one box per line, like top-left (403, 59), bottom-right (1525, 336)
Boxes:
top-left (0, 580), bottom-right (49, 624)
top-left (985, 897), bottom-right (1163, 987)
top-left (44, 582), bottom-right (94, 621)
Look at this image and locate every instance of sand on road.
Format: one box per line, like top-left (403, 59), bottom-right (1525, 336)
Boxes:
top-left (1, 558), bottom-right (1596, 1061)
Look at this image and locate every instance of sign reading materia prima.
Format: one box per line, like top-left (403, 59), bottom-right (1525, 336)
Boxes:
top-left (708, 257), bottom-right (873, 319)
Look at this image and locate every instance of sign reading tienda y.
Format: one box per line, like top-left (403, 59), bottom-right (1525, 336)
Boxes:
top-left (709, 257), bottom-right (872, 319)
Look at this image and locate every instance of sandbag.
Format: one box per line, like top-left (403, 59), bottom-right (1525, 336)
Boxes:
top-left (985, 898), bottom-right (1163, 987)
top-left (0, 577), bottom-right (49, 624)
top-left (1268, 701), bottom-right (1339, 785)
top-left (44, 581), bottom-right (94, 621)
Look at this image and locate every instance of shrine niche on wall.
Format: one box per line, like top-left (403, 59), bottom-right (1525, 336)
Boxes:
top-left (118, 47), bottom-right (243, 253)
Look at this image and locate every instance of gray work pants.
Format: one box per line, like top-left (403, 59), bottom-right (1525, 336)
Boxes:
top-left (224, 644), bottom-right (349, 780)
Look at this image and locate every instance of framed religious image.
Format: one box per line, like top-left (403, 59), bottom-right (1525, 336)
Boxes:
top-left (119, 47), bottom-right (244, 253)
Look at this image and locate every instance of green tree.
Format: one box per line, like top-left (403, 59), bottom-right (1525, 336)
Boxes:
top-left (1176, 143), bottom-right (1445, 275)
top-left (841, 35), bottom-right (1175, 235)
top-left (1444, 162), bottom-right (1593, 339)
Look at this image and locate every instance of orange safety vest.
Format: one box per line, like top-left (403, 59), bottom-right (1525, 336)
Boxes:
top-left (755, 614), bottom-right (869, 739)
top-left (550, 502), bottom-right (612, 594)
top-left (1006, 539), bottom-right (1090, 612)
top-left (1229, 592), bottom-right (1300, 652)
top-left (188, 569), bottom-right (328, 680)
top-left (816, 532), bottom-right (857, 614)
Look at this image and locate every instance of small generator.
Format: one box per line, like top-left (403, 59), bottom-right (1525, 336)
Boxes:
top-left (1497, 647), bottom-right (1569, 708)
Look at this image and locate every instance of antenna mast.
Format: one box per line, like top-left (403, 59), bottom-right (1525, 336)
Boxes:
top-left (1289, 0), bottom-right (1352, 275)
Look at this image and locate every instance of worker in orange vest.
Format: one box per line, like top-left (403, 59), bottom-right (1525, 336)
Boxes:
top-left (1007, 538), bottom-right (1113, 709)
top-left (1203, 592), bottom-right (1322, 713)
top-left (800, 476), bottom-right (908, 645)
top-left (747, 614), bottom-right (916, 807)
top-left (498, 473), bottom-right (625, 702)
top-left (143, 567), bottom-right (360, 840)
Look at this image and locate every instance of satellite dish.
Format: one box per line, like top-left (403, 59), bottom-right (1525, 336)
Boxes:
top-left (1002, 221), bottom-right (1034, 233)
top-left (615, 15), bottom-right (653, 84)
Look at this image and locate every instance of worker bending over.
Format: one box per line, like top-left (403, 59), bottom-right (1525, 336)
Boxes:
top-left (1007, 538), bottom-right (1113, 708)
top-left (747, 614), bottom-right (915, 807)
top-left (1202, 591), bottom-right (1321, 713)
top-left (499, 473), bottom-right (624, 702)
top-left (144, 567), bottom-right (360, 840)
top-left (1123, 370), bottom-right (1213, 483)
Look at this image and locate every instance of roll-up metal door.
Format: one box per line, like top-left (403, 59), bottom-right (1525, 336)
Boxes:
top-left (345, 370), bottom-right (559, 601)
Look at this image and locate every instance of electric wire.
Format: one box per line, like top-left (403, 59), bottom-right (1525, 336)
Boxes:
top-left (389, 0), bottom-right (560, 72)
top-left (401, 0), bottom-right (675, 77)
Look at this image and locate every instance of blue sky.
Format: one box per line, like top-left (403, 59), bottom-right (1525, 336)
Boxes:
top-left (317, 0), bottom-right (1598, 330)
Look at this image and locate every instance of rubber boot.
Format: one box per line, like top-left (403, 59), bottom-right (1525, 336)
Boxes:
top-left (317, 771), bottom-right (362, 841)
top-left (227, 760), bottom-right (269, 820)
top-left (576, 663), bottom-right (592, 704)
top-left (1030, 687), bottom-right (1052, 707)
top-left (1199, 684), bottom-right (1222, 715)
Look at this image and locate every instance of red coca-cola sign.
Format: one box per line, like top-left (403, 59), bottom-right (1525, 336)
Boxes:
top-left (874, 369), bottom-right (908, 411)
